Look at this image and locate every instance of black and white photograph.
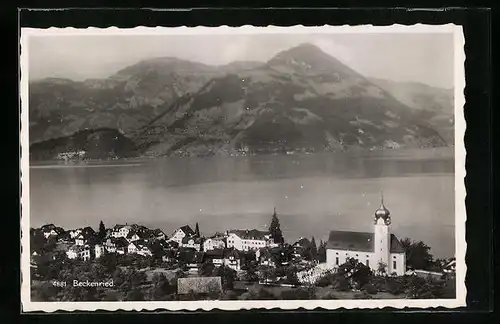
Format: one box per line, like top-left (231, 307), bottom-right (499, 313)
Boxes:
top-left (20, 25), bottom-right (466, 311)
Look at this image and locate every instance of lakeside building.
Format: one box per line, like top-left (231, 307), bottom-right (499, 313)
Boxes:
top-left (325, 197), bottom-right (406, 276)
top-left (226, 229), bottom-right (271, 251)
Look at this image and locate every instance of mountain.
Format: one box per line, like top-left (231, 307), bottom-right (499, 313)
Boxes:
top-left (28, 58), bottom-right (261, 145)
top-left (368, 78), bottom-right (454, 144)
top-left (29, 43), bottom-right (449, 160)
top-left (29, 128), bottom-right (137, 161)
top-left (133, 43), bottom-right (447, 157)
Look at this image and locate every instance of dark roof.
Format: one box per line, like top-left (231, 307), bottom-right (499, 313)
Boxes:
top-left (229, 229), bottom-right (269, 240)
top-left (153, 229), bottom-right (165, 235)
top-left (180, 225), bottom-right (195, 236)
top-left (177, 277), bottom-right (222, 295)
top-left (293, 237), bottom-right (311, 247)
top-left (326, 231), bottom-right (405, 253)
top-left (224, 248), bottom-right (240, 259)
top-left (181, 236), bottom-right (203, 244)
top-left (204, 249), bottom-right (224, 259)
top-left (111, 237), bottom-right (129, 247)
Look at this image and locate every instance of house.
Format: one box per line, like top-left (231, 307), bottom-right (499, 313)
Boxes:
top-left (94, 244), bottom-right (105, 259)
top-left (66, 244), bottom-right (91, 261)
top-left (56, 231), bottom-right (73, 244)
top-left (443, 258), bottom-right (456, 274)
top-left (325, 197), bottom-right (406, 276)
top-left (41, 224), bottom-right (65, 239)
top-left (169, 225), bottom-right (196, 246)
top-left (75, 234), bottom-right (87, 246)
top-left (223, 248), bottom-right (242, 271)
top-left (152, 229), bottom-right (167, 241)
top-left (203, 249), bottom-right (225, 267)
top-left (181, 236), bottom-right (204, 252)
top-left (226, 229), bottom-right (270, 251)
top-left (255, 248), bottom-right (276, 267)
top-left (104, 237), bottom-right (128, 254)
top-left (178, 248), bottom-right (204, 272)
top-left (69, 228), bottom-right (82, 239)
top-left (126, 230), bottom-right (141, 242)
top-left (112, 224), bottom-right (132, 238)
top-left (292, 237), bottom-right (311, 258)
top-left (162, 249), bottom-right (177, 263)
top-left (203, 234), bottom-right (226, 251)
top-left (177, 277), bottom-right (222, 296)
top-left (128, 240), bottom-right (152, 256)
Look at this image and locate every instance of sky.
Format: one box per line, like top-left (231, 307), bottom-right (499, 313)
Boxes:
top-left (28, 33), bottom-right (455, 89)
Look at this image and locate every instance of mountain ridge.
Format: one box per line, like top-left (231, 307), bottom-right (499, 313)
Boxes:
top-left (28, 43), bottom-right (452, 160)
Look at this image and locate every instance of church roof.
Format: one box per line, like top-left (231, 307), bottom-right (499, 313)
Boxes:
top-left (326, 231), bottom-right (405, 253)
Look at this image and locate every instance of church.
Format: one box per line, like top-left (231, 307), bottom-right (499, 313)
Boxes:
top-left (325, 197), bottom-right (406, 276)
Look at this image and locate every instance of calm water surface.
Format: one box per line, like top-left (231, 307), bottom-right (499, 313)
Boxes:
top-left (29, 148), bottom-right (456, 258)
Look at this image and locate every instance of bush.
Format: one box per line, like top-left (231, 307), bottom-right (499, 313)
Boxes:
top-left (364, 283), bottom-right (377, 295)
top-left (334, 277), bottom-right (351, 291)
top-left (321, 292), bottom-right (338, 300)
top-left (316, 276), bottom-right (331, 287)
top-left (281, 288), bottom-right (314, 300)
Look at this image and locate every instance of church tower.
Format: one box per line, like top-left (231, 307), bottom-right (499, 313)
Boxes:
top-left (374, 193), bottom-right (391, 273)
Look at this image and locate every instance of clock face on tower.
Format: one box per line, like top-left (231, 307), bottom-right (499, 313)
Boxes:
top-left (385, 217), bottom-right (391, 225)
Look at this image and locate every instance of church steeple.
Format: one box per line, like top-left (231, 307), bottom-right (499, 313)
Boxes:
top-left (374, 192), bottom-right (391, 225)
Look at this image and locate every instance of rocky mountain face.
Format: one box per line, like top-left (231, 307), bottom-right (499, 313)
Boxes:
top-left (28, 43), bottom-right (451, 160)
top-left (368, 77), bottom-right (454, 145)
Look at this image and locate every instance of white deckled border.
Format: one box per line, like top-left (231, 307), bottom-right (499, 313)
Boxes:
top-left (19, 24), bottom-right (466, 312)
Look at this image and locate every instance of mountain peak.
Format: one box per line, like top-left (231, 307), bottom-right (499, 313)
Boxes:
top-left (267, 43), bottom-right (360, 78)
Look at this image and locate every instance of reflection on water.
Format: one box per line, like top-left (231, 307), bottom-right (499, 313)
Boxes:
top-left (29, 148), bottom-right (456, 258)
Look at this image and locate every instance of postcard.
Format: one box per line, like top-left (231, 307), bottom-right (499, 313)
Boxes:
top-left (20, 24), bottom-right (466, 312)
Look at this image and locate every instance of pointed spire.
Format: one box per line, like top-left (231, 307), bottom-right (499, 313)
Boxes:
top-left (381, 190), bottom-right (384, 206)
top-left (273, 206), bottom-right (276, 216)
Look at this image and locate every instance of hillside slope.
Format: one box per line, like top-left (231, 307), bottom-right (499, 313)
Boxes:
top-left (134, 44), bottom-right (447, 157)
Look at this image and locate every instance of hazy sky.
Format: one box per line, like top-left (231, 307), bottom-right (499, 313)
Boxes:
top-left (28, 33), bottom-right (454, 88)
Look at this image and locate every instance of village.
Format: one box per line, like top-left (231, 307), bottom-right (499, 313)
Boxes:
top-left (30, 206), bottom-right (456, 301)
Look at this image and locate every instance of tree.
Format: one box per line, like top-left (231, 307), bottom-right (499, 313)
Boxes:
top-left (150, 273), bottom-right (173, 300)
top-left (318, 240), bottom-right (327, 263)
top-left (401, 238), bottom-right (434, 270)
top-left (269, 208), bottom-right (284, 244)
top-left (310, 237), bottom-right (318, 261)
top-left (377, 261), bottom-right (388, 276)
top-left (98, 220), bottom-right (106, 240)
top-left (199, 261), bottom-right (215, 277)
top-left (214, 265), bottom-right (237, 290)
top-left (195, 222), bottom-right (200, 237)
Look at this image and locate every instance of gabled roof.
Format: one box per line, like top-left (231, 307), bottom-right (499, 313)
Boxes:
top-left (179, 225), bottom-right (195, 236)
top-left (293, 237), bottom-right (311, 247)
top-left (153, 229), bottom-right (165, 235)
top-left (181, 236), bottom-right (203, 244)
top-left (224, 248), bottom-right (240, 259)
top-left (111, 237), bottom-right (129, 247)
top-left (204, 249), bottom-right (225, 259)
top-left (229, 229), bottom-right (269, 240)
top-left (325, 231), bottom-right (405, 253)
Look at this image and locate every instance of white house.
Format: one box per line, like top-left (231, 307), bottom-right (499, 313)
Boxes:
top-left (226, 229), bottom-right (270, 251)
top-left (325, 197), bottom-right (406, 276)
top-left (112, 225), bottom-right (132, 238)
top-left (203, 236), bottom-right (226, 251)
top-left (69, 229), bottom-right (82, 239)
top-left (169, 225), bottom-right (196, 246)
top-left (128, 240), bottom-right (152, 257)
top-left (182, 236), bottom-right (203, 252)
top-left (66, 244), bottom-right (91, 261)
top-left (94, 244), bottom-right (105, 259)
top-left (223, 249), bottom-right (242, 271)
top-left (75, 234), bottom-right (86, 246)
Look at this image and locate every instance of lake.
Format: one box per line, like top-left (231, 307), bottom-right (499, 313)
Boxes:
top-left (29, 147), bottom-right (456, 258)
